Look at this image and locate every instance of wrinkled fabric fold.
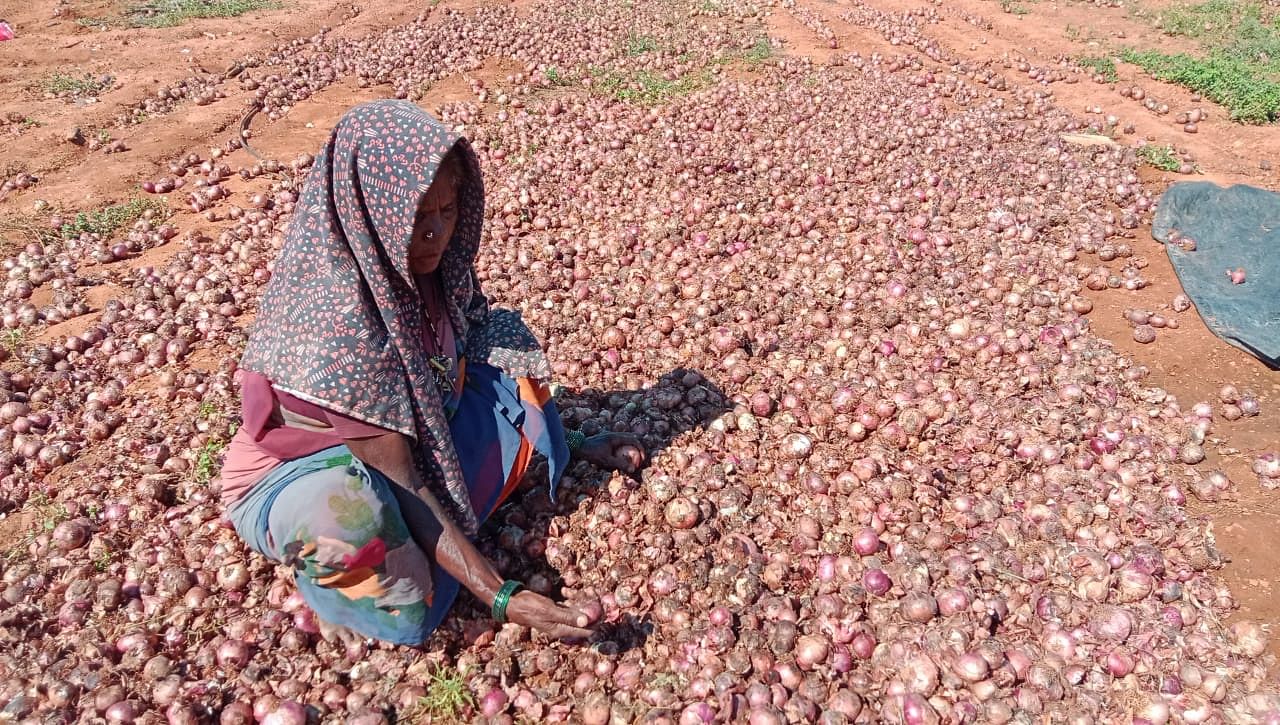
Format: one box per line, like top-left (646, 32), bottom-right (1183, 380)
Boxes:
top-left (226, 363), bottom-right (570, 644)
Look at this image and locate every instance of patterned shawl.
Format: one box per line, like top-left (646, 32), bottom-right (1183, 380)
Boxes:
top-left (240, 100), bottom-right (550, 535)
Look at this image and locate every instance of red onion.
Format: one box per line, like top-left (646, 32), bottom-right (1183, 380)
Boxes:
top-left (899, 593), bottom-right (938, 623)
top-left (664, 497), bottom-right (700, 529)
top-left (1089, 605), bottom-right (1134, 642)
top-left (862, 569), bottom-right (891, 596)
top-left (105, 700), bottom-right (141, 724)
top-left (852, 527), bottom-right (881, 555)
top-left (1106, 647), bottom-right (1136, 677)
top-left (850, 632), bottom-right (876, 659)
top-left (1230, 621), bottom-right (1268, 657)
top-left (480, 687), bottom-right (509, 717)
top-left (52, 517), bottom-right (91, 551)
top-left (794, 635), bottom-right (829, 670)
top-left (953, 652), bottom-right (990, 682)
top-left (216, 638), bottom-right (252, 669)
top-left (679, 702), bottom-right (715, 724)
top-left (261, 700), bottom-right (307, 725)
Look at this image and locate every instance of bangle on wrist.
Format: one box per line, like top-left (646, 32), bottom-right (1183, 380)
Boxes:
top-left (565, 429), bottom-right (586, 454)
top-left (492, 580), bottom-right (523, 624)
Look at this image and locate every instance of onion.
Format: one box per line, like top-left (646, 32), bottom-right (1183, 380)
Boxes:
top-left (480, 687), bottom-right (509, 717)
top-left (217, 561), bottom-right (250, 592)
top-left (1115, 565), bottom-right (1154, 602)
top-left (852, 528), bottom-right (881, 556)
top-left (52, 517), bottom-right (91, 551)
top-left (850, 632), bottom-right (876, 659)
top-left (1090, 605), bottom-right (1135, 642)
top-left (794, 635), bottom-right (829, 670)
top-left (1230, 620), bottom-right (1268, 657)
top-left (899, 593), bottom-right (938, 623)
top-left (664, 497), bottom-right (700, 529)
top-left (862, 569), bottom-right (891, 596)
top-left (1106, 647), bottom-right (1136, 676)
top-left (782, 434), bottom-right (813, 460)
top-left (216, 638), bottom-right (253, 669)
top-left (953, 652), bottom-right (989, 682)
top-left (105, 700), bottom-right (141, 724)
top-left (261, 700), bottom-right (307, 725)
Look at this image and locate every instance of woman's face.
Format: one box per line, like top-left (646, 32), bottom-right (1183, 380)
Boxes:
top-left (407, 164), bottom-right (459, 275)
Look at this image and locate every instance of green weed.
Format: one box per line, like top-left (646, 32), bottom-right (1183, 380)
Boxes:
top-left (593, 68), bottom-right (711, 105)
top-left (1000, 0), bottom-right (1031, 15)
top-left (1157, 0), bottom-right (1263, 38)
top-left (744, 36), bottom-right (774, 64)
top-left (402, 667), bottom-right (474, 720)
top-left (1122, 1), bottom-right (1280, 122)
top-left (1078, 54), bottom-right (1119, 81)
top-left (125, 0), bottom-right (281, 27)
top-left (194, 437), bottom-right (228, 485)
top-left (2, 493), bottom-right (71, 563)
top-left (544, 66), bottom-right (572, 86)
top-left (60, 197), bottom-right (169, 240)
top-left (1, 329), bottom-right (23, 353)
top-left (1121, 47), bottom-right (1280, 122)
top-left (1135, 143), bottom-right (1182, 171)
top-left (41, 72), bottom-right (112, 99)
top-left (1156, 0), bottom-right (1280, 66)
top-left (625, 32), bottom-right (660, 56)
top-left (33, 493), bottom-right (68, 529)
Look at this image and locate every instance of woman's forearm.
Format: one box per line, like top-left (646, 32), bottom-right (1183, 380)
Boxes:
top-left (344, 433), bottom-right (505, 605)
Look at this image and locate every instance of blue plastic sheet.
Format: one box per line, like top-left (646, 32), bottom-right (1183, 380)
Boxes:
top-left (1151, 182), bottom-right (1280, 369)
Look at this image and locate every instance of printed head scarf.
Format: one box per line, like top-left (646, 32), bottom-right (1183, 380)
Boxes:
top-left (241, 100), bottom-right (550, 535)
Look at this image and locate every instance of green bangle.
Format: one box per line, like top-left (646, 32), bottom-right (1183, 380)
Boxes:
top-left (492, 580), bottom-right (523, 624)
top-left (565, 429), bottom-right (587, 454)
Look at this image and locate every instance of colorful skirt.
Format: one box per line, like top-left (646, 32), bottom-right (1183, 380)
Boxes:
top-left (226, 362), bottom-right (568, 645)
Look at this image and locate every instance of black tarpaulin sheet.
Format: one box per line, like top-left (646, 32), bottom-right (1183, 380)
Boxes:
top-left (1151, 181), bottom-right (1280, 369)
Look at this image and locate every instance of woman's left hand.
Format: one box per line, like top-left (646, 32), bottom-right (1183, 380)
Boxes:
top-left (577, 432), bottom-right (646, 474)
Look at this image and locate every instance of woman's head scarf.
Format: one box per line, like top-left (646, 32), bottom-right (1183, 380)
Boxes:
top-left (241, 100), bottom-right (549, 535)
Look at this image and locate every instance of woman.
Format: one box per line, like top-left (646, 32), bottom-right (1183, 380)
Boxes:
top-left (218, 100), bottom-right (644, 646)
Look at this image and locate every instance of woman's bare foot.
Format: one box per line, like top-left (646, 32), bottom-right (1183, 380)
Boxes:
top-left (317, 617), bottom-right (364, 648)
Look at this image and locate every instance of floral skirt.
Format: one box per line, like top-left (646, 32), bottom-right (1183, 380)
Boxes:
top-left (226, 363), bottom-right (568, 645)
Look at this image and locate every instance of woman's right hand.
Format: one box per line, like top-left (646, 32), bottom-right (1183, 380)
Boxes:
top-left (504, 590), bottom-right (599, 640)
top-left (348, 435), bottom-right (601, 642)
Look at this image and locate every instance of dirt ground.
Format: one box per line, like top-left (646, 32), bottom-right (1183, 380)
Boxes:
top-left (3, 0), bottom-right (1279, 661)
